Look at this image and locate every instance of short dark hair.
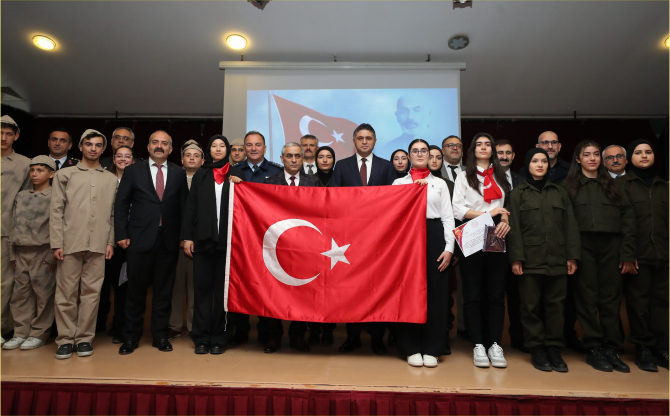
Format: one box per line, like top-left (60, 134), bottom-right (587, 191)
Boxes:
top-left (353, 123), bottom-right (375, 139)
top-left (34, 163), bottom-right (55, 172)
top-left (441, 135), bottom-right (461, 148)
top-left (1, 122), bottom-right (18, 134)
top-left (495, 139), bottom-right (513, 151)
top-left (300, 134), bottom-right (318, 143)
top-left (49, 127), bottom-right (72, 144)
top-left (244, 130), bottom-right (265, 144)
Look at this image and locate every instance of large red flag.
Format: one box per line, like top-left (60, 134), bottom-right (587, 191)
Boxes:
top-left (272, 95), bottom-right (358, 157)
top-left (225, 182), bottom-right (428, 323)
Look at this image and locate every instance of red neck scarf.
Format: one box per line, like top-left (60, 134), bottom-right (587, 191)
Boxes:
top-left (213, 163), bottom-right (230, 185)
top-left (477, 165), bottom-right (503, 203)
top-left (410, 167), bottom-right (430, 182)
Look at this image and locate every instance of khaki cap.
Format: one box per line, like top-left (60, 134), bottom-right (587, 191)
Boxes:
top-left (30, 155), bottom-right (57, 171)
top-left (79, 129), bottom-right (107, 148)
top-left (230, 138), bottom-right (244, 146)
top-left (1, 115), bottom-right (20, 133)
top-left (181, 139), bottom-right (203, 156)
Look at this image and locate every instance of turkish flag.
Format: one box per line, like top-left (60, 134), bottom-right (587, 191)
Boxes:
top-left (225, 182), bottom-right (428, 323)
top-left (272, 95), bottom-right (358, 157)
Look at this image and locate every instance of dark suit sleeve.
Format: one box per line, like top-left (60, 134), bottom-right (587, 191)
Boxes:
top-left (114, 165), bottom-right (134, 242)
top-left (179, 169), bottom-right (188, 239)
top-left (384, 162), bottom-right (395, 185)
top-left (330, 161), bottom-right (342, 187)
top-left (181, 172), bottom-right (198, 242)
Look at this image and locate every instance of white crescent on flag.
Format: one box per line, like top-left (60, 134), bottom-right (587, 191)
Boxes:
top-left (299, 116), bottom-right (333, 146)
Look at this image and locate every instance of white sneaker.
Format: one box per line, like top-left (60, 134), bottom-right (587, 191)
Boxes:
top-left (423, 354), bottom-right (438, 368)
top-left (473, 344), bottom-right (490, 367)
top-left (407, 353), bottom-right (423, 367)
top-left (0, 336), bottom-right (4, 346)
top-left (20, 337), bottom-right (45, 350)
top-left (488, 342), bottom-right (508, 368)
top-left (2, 337), bottom-right (26, 350)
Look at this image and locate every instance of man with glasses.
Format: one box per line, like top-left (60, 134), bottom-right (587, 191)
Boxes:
top-left (101, 127), bottom-right (136, 170)
top-left (440, 135), bottom-right (463, 182)
top-left (47, 128), bottom-right (79, 170)
top-left (520, 131), bottom-right (571, 185)
top-left (603, 145), bottom-right (628, 178)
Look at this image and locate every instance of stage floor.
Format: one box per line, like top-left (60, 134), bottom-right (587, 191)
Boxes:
top-left (1, 317), bottom-right (667, 401)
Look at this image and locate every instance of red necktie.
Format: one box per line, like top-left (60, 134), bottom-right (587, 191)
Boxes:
top-left (213, 164), bottom-right (230, 185)
top-left (154, 163), bottom-right (164, 226)
top-left (290, 176), bottom-right (296, 186)
top-left (360, 158), bottom-right (368, 186)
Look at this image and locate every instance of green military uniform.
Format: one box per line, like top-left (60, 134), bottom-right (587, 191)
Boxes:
top-left (616, 172), bottom-right (669, 351)
top-left (507, 181), bottom-right (581, 349)
top-left (569, 175), bottom-right (636, 350)
top-left (1, 150), bottom-right (32, 333)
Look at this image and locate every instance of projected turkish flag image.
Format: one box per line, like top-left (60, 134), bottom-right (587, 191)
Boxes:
top-left (272, 95), bottom-right (358, 157)
top-left (225, 182), bottom-right (428, 323)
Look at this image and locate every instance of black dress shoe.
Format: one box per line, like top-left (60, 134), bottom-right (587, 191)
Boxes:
top-left (264, 338), bottom-right (280, 354)
top-left (371, 339), bottom-right (387, 355)
top-left (546, 346), bottom-right (568, 372)
top-left (167, 329), bottom-right (182, 340)
top-left (119, 340), bottom-right (138, 355)
top-left (443, 344), bottom-right (452, 355)
top-left (112, 336), bottom-right (124, 344)
top-left (194, 342), bottom-right (210, 354)
top-left (586, 347), bottom-right (613, 372)
top-left (635, 345), bottom-right (658, 372)
top-left (320, 331), bottom-right (334, 347)
top-left (530, 346), bottom-right (552, 372)
top-left (338, 336), bottom-right (361, 353)
top-left (290, 337), bottom-right (310, 352)
top-left (228, 330), bottom-right (248, 347)
top-left (656, 350), bottom-right (669, 370)
top-left (307, 331), bottom-right (320, 346)
top-left (603, 347), bottom-right (630, 373)
top-left (210, 344), bottom-right (225, 355)
top-left (152, 338), bottom-right (173, 352)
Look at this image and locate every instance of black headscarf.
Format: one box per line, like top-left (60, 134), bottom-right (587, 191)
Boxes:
top-left (524, 148), bottom-right (550, 190)
top-left (202, 134), bottom-right (231, 169)
top-left (627, 139), bottom-right (656, 186)
top-left (391, 149), bottom-right (410, 178)
top-left (428, 145), bottom-right (444, 178)
top-left (315, 146), bottom-right (336, 187)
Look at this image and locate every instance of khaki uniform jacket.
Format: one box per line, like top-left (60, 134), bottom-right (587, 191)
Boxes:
top-left (9, 188), bottom-right (53, 262)
top-left (507, 181), bottom-right (581, 276)
top-left (616, 172), bottom-right (669, 266)
top-left (50, 163), bottom-right (118, 255)
top-left (1, 151), bottom-right (32, 236)
top-left (567, 175), bottom-right (636, 263)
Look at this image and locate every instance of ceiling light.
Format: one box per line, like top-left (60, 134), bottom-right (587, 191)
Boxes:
top-left (665, 37), bottom-right (670, 48)
top-left (226, 35), bottom-right (247, 50)
top-left (33, 35), bottom-right (56, 50)
top-left (448, 35), bottom-right (469, 50)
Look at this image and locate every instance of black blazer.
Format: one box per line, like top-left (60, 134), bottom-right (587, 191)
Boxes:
top-left (330, 154), bottom-right (395, 187)
top-left (511, 171), bottom-right (523, 189)
top-left (264, 172), bottom-right (320, 187)
top-left (115, 159), bottom-right (188, 253)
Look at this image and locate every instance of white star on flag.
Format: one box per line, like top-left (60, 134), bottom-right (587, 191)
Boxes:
top-left (331, 130), bottom-right (344, 143)
top-left (321, 238), bottom-right (351, 270)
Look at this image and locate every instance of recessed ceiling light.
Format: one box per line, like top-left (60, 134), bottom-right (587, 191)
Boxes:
top-left (448, 35), bottom-right (469, 50)
top-left (33, 35), bottom-right (56, 50)
top-left (226, 35), bottom-right (247, 50)
top-left (665, 37), bottom-right (670, 48)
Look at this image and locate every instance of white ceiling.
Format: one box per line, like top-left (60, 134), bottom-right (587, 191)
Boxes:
top-left (2, 1), bottom-right (668, 117)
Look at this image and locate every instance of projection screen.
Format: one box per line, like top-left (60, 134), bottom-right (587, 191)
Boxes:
top-left (220, 62), bottom-right (465, 162)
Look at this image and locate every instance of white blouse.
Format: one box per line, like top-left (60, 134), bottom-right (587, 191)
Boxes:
top-left (393, 173), bottom-right (455, 253)
top-left (451, 166), bottom-right (506, 221)
top-left (215, 182), bottom-right (224, 230)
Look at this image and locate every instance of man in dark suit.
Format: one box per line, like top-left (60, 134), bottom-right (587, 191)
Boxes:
top-left (518, 131), bottom-right (570, 185)
top-left (495, 139), bottom-right (525, 351)
top-left (47, 128), bottom-right (79, 170)
top-left (228, 131), bottom-right (283, 348)
top-left (300, 134), bottom-right (319, 176)
top-left (330, 123), bottom-right (395, 355)
top-left (114, 130), bottom-right (188, 355)
top-left (261, 142), bottom-right (319, 353)
top-left (101, 127), bottom-right (136, 170)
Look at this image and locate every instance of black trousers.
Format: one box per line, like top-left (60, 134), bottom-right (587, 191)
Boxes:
top-left (518, 274), bottom-right (567, 349)
top-left (397, 219), bottom-right (450, 357)
top-left (264, 318), bottom-right (308, 341)
top-left (505, 269), bottom-right (524, 345)
top-left (308, 322), bottom-right (336, 335)
top-left (346, 323), bottom-right (386, 341)
top-left (192, 248), bottom-right (229, 345)
top-left (123, 230), bottom-right (178, 342)
top-left (461, 250), bottom-right (507, 347)
top-left (624, 264), bottom-right (669, 350)
top-left (96, 247), bottom-right (127, 334)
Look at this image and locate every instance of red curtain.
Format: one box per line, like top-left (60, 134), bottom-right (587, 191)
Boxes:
top-left (2, 382), bottom-right (668, 415)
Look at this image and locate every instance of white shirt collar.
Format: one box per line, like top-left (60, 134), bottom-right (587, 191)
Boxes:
top-left (149, 157), bottom-right (167, 168)
top-left (284, 170), bottom-right (300, 184)
top-left (50, 155), bottom-right (68, 164)
top-left (356, 153), bottom-right (373, 163)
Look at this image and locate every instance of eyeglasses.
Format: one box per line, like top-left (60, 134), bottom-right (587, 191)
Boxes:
top-left (604, 154), bottom-right (625, 161)
top-left (112, 135), bottom-right (133, 142)
top-left (410, 149), bottom-right (429, 155)
top-left (444, 143), bottom-right (462, 149)
top-left (114, 154), bottom-right (133, 160)
top-left (539, 140), bottom-right (559, 147)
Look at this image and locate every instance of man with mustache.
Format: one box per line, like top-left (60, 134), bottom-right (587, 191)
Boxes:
top-left (300, 134), bottom-right (318, 176)
top-left (114, 130), bottom-right (189, 355)
top-left (47, 128), bottom-right (79, 170)
top-left (495, 140), bottom-right (522, 189)
top-left (440, 135), bottom-right (463, 182)
top-left (603, 145), bottom-right (628, 178)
